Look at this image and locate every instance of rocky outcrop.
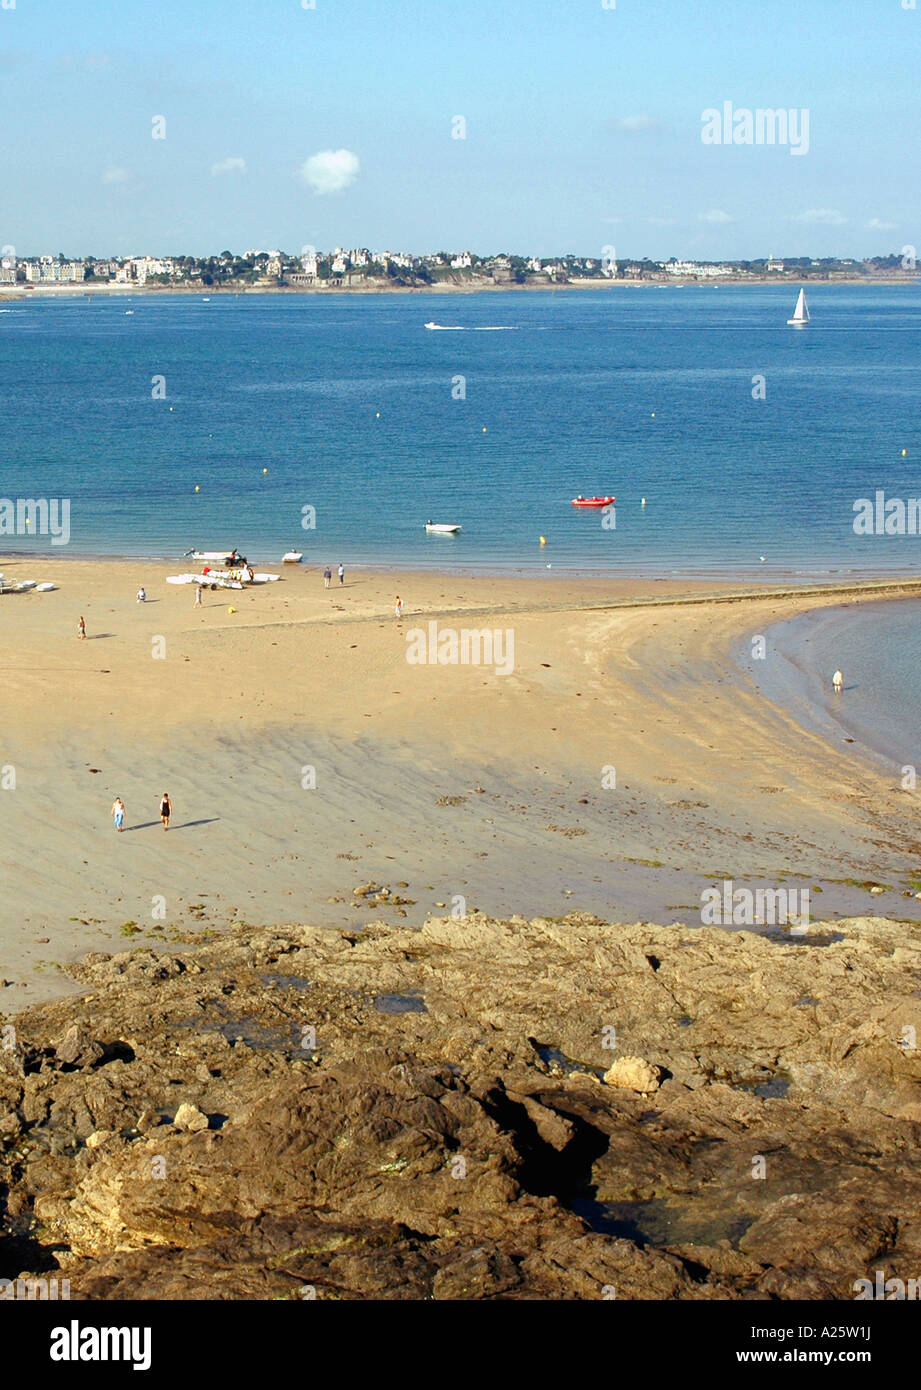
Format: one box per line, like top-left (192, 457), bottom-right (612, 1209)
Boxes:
top-left (1, 913), bottom-right (919, 1299)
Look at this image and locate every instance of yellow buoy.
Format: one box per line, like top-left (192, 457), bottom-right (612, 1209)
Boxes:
top-left (539, 536), bottom-right (547, 546)
top-left (482, 427), bottom-right (487, 433)
top-left (195, 485), bottom-right (200, 492)
top-left (376, 412), bottom-right (381, 418)
top-left (902, 449), bottom-right (908, 457)
top-left (263, 468), bottom-right (268, 474)
top-left (651, 412), bottom-right (656, 418)
top-left (227, 606), bottom-right (236, 614)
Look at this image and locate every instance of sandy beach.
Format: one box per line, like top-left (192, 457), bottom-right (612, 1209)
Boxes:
top-left (3, 556), bottom-right (921, 1004)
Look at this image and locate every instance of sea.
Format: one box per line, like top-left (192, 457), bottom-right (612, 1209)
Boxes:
top-left (2, 283), bottom-right (921, 764)
top-left (0, 283), bottom-right (919, 576)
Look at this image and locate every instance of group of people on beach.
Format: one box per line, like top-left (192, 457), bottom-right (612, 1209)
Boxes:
top-left (109, 794), bottom-right (172, 832)
top-left (323, 564), bottom-right (345, 588)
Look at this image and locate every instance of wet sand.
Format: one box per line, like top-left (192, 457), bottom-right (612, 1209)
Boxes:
top-left (3, 557), bottom-right (921, 1003)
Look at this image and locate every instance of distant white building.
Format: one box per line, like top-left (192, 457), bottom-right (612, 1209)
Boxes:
top-left (300, 250), bottom-right (318, 277)
top-left (331, 253), bottom-right (348, 274)
top-left (450, 251), bottom-right (472, 269)
top-left (527, 256), bottom-right (542, 273)
top-left (767, 255), bottom-right (785, 272)
top-left (666, 260), bottom-right (731, 278)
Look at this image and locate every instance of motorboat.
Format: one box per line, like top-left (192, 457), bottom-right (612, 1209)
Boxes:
top-left (570, 495), bottom-right (615, 508)
top-left (282, 550), bottom-right (303, 563)
top-left (425, 522), bottom-right (462, 534)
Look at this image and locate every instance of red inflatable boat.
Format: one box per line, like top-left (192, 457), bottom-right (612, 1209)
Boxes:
top-left (570, 495), bottom-right (616, 507)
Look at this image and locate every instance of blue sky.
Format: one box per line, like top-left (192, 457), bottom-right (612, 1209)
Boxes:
top-left (1, 0), bottom-right (918, 260)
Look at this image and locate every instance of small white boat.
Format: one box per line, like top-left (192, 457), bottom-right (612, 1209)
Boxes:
top-left (35, 582), bottom-right (57, 592)
top-left (787, 288), bottom-right (809, 327)
top-left (282, 550), bottom-right (303, 563)
top-left (425, 522), bottom-right (462, 534)
top-left (250, 573), bottom-right (280, 583)
top-left (185, 550), bottom-right (237, 562)
top-left (167, 573), bottom-right (243, 589)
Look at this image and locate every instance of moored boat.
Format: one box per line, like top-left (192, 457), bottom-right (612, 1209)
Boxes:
top-left (425, 522), bottom-right (462, 534)
top-left (570, 495), bottom-right (615, 508)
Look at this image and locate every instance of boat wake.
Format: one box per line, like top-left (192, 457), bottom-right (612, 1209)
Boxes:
top-left (425, 322), bottom-right (518, 332)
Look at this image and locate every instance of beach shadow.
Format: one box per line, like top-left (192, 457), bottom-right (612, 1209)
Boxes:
top-left (87, 633), bottom-right (116, 640)
top-left (172, 818), bottom-right (221, 830)
top-left (123, 821), bottom-right (161, 832)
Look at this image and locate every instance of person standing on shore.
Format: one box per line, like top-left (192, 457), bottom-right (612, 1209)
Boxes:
top-left (338, 563), bottom-right (344, 585)
top-left (323, 566), bottom-right (332, 589)
top-left (833, 669), bottom-right (843, 692)
top-left (137, 587), bottom-right (146, 603)
top-left (110, 797), bottom-right (126, 832)
top-left (160, 792), bottom-right (172, 831)
top-left (78, 615), bottom-right (86, 640)
top-left (194, 585), bottom-right (202, 607)
top-left (395, 595), bottom-right (403, 619)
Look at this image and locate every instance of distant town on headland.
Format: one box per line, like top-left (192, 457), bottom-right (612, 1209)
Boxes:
top-left (0, 247), bottom-right (916, 292)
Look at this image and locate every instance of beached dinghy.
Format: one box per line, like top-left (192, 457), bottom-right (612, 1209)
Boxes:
top-left (425, 522), bottom-right (462, 534)
top-left (167, 573), bottom-right (243, 589)
top-left (282, 550), bottom-right (303, 563)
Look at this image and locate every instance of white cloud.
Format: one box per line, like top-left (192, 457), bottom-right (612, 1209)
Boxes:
top-left (211, 157), bottom-right (247, 177)
top-left (102, 167), bottom-right (129, 185)
top-left (299, 148), bottom-right (360, 195)
top-left (868, 217), bottom-right (897, 231)
top-left (789, 208), bottom-right (848, 225)
top-left (613, 114), bottom-right (662, 133)
top-left (699, 209), bottom-right (734, 224)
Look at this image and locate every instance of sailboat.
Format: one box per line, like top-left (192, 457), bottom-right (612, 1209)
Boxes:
top-left (787, 288), bottom-right (809, 327)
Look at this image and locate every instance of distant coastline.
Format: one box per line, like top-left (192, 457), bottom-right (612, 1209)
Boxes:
top-left (1, 276), bottom-right (918, 300)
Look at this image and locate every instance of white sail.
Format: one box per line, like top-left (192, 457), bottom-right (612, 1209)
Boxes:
top-left (787, 288), bottom-right (809, 325)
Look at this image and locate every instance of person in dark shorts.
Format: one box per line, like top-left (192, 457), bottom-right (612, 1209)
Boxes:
top-left (323, 566), bottom-right (332, 589)
top-left (160, 792), bottom-right (172, 830)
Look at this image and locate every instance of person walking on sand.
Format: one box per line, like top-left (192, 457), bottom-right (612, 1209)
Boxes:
top-left (137, 587), bottom-right (146, 603)
top-left (78, 615), bottom-right (86, 640)
top-left (111, 797), bottom-right (126, 832)
top-left (395, 595), bottom-right (403, 619)
top-left (160, 792), bottom-right (172, 831)
top-left (194, 584), bottom-right (202, 607)
top-left (338, 563), bottom-right (344, 585)
top-left (323, 566), bottom-right (332, 589)
top-left (832, 668), bottom-right (843, 693)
